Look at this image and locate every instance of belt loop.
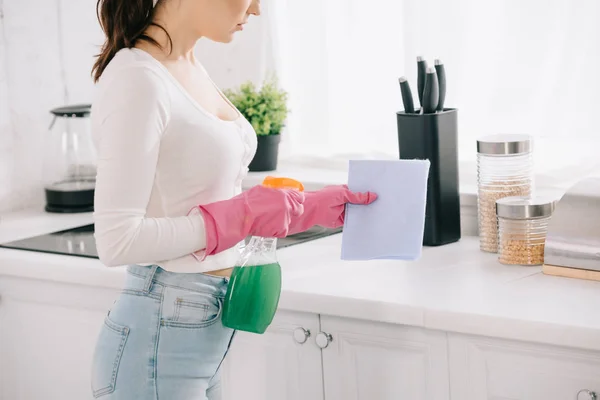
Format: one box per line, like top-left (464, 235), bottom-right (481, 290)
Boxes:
top-left (143, 265), bottom-right (159, 294)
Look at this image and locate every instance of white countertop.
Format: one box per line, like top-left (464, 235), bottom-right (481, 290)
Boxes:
top-left (1, 208), bottom-right (600, 352)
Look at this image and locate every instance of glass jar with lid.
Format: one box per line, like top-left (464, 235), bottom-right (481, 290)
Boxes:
top-left (42, 104), bottom-right (96, 213)
top-left (496, 196), bottom-right (556, 266)
top-left (477, 134), bottom-right (533, 253)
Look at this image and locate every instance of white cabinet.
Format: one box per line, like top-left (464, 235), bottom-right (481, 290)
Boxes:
top-left (221, 313), bottom-right (450, 400)
top-left (319, 316), bottom-right (450, 400)
top-left (448, 333), bottom-right (600, 400)
top-left (0, 275), bottom-right (118, 400)
top-left (221, 310), bottom-right (324, 400)
top-left (4, 269), bottom-right (600, 400)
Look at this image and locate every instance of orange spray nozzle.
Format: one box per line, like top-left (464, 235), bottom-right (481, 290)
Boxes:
top-left (261, 176), bottom-right (304, 192)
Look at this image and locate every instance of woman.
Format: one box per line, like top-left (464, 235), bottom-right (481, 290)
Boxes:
top-left (89, 0), bottom-right (376, 398)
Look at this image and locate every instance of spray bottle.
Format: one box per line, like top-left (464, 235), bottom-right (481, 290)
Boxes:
top-left (222, 176), bottom-right (304, 334)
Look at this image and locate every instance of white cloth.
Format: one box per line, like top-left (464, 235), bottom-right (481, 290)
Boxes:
top-left (91, 48), bottom-right (257, 272)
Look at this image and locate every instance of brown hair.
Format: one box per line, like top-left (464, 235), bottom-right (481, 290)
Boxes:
top-left (92, 0), bottom-right (172, 82)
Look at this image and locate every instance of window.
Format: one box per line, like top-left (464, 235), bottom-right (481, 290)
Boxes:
top-left (266, 0), bottom-right (600, 192)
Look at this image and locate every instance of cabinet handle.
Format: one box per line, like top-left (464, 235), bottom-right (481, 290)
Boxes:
top-left (293, 327), bottom-right (311, 344)
top-left (316, 332), bottom-right (333, 349)
top-left (577, 389), bottom-right (597, 400)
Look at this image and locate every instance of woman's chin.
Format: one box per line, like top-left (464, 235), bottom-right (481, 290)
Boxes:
top-left (207, 32), bottom-right (236, 44)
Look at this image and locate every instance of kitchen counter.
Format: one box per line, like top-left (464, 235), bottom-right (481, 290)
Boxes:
top-left (1, 208), bottom-right (600, 353)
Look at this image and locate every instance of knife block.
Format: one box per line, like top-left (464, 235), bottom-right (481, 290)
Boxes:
top-left (396, 108), bottom-right (461, 246)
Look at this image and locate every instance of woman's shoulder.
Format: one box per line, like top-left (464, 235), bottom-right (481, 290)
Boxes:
top-left (98, 48), bottom-right (166, 87)
top-left (91, 48), bottom-right (171, 125)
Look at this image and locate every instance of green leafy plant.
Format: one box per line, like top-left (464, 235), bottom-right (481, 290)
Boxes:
top-left (225, 75), bottom-right (289, 136)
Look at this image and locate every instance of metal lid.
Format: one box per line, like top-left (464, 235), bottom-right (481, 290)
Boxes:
top-left (477, 134), bottom-right (532, 155)
top-left (50, 104), bottom-right (91, 117)
top-left (496, 196), bottom-right (556, 219)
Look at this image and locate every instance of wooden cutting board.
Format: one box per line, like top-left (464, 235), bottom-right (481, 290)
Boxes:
top-left (543, 264), bottom-right (600, 282)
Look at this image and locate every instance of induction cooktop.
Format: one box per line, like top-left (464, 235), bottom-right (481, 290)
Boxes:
top-left (0, 223), bottom-right (341, 259)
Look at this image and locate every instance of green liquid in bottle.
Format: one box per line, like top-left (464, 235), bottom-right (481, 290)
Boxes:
top-left (222, 263), bottom-right (282, 334)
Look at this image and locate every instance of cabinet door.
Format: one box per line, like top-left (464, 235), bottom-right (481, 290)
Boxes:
top-left (221, 310), bottom-right (324, 400)
top-left (319, 316), bottom-right (450, 400)
top-left (0, 276), bottom-right (118, 400)
top-left (448, 333), bottom-right (600, 400)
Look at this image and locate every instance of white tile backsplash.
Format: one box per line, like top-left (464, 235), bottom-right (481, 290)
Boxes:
top-left (0, 0), bottom-right (272, 214)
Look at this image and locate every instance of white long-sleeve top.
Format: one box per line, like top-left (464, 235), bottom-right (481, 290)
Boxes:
top-left (91, 48), bottom-right (257, 273)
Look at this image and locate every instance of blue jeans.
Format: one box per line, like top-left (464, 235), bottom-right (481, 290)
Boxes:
top-left (91, 265), bottom-right (235, 399)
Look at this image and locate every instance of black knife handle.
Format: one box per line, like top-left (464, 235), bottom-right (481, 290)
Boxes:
top-left (435, 59), bottom-right (446, 111)
top-left (399, 77), bottom-right (415, 114)
top-left (422, 67), bottom-right (439, 114)
top-left (417, 56), bottom-right (428, 108)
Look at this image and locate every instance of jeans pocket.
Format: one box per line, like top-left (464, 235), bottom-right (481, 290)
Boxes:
top-left (162, 292), bottom-right (223, 329)
top-left (91, 315), bottom-right (130, 398)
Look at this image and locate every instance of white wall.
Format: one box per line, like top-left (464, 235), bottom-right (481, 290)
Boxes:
top-left (0, 0), bottom-right (272, 214)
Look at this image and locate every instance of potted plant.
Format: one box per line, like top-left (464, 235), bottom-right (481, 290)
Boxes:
top-left (225, 75), bottom-right (289, 172)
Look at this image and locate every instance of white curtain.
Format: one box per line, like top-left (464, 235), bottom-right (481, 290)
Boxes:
top-left (265, 0), bottom-right (600, 189)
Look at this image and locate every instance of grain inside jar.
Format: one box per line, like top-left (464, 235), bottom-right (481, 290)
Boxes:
top-left (476, 134), bottom-right (533, 253)
top-left (496, 196), bottom-right (556, 266)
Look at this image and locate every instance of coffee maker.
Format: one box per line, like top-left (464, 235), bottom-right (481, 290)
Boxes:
top-left (43, 104), bottom-right (96, 213)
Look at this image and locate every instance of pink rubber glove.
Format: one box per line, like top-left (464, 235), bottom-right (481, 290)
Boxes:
top-left (287, 185), bottom-right (377, 235)
top-left (189, 186), bottom-right (305, 259)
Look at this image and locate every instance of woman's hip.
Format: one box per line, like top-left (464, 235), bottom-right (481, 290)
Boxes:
top-left (90, 265), bottom-right (235, 399)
